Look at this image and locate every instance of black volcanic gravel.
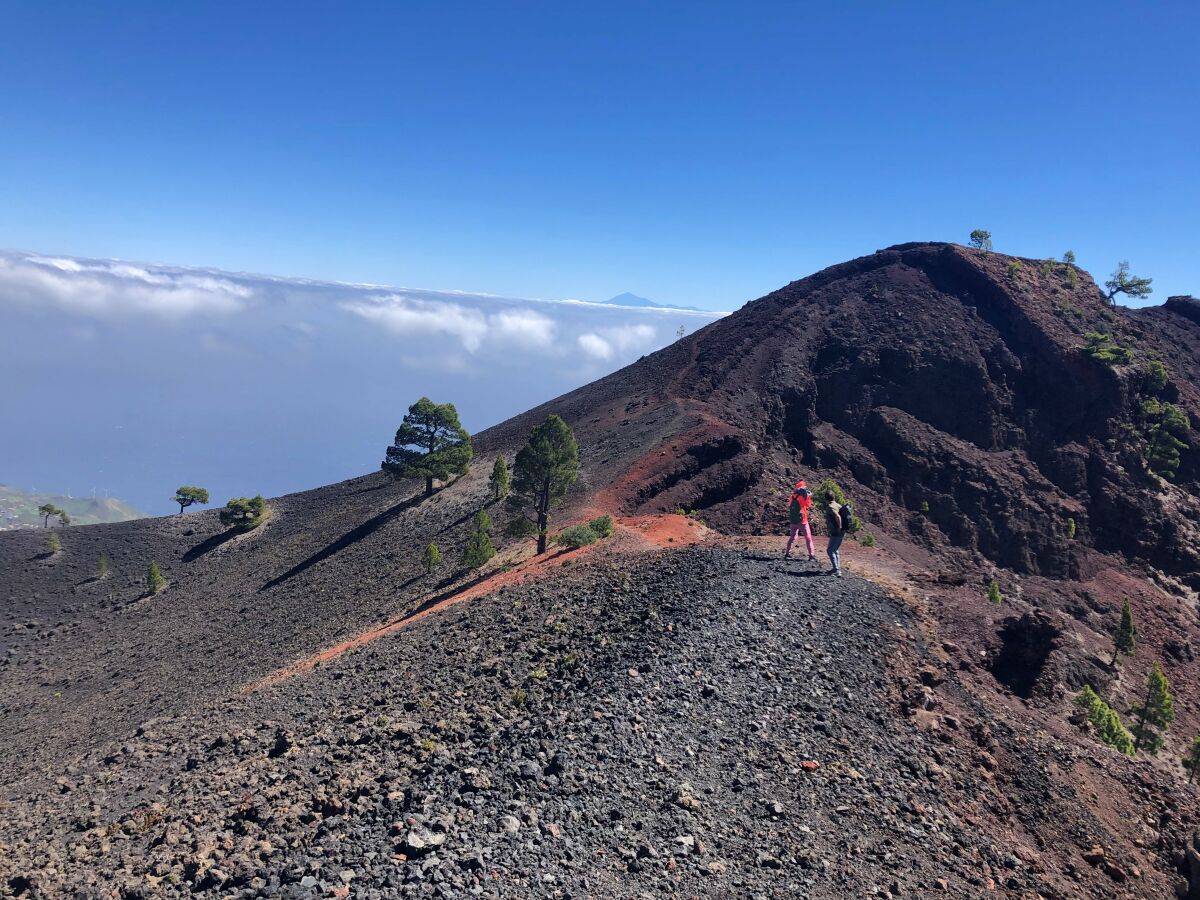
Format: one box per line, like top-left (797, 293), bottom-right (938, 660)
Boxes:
top-left (1, 548), bottom-right (1026, 898)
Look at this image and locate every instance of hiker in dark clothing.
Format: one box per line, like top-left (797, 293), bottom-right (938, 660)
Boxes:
top-left (824, 490), bottom-right (846, 576)
top-left (784, 480), bottom-right (816, 560)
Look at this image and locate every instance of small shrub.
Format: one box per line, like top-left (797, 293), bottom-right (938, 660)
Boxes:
top-left (511, 688), bottom-right (527, 706)
top-left (1145, 359), bottom-right (1169, 393)
top-left (219, 495), bottom-right (268, 530)
top-left (423, 542), bottom-right (441, 575)
top-left (1141, 398), bottom-right (1190, 480)
top-left (919, 500), bottom-right (930, 514)
top-left (857, 530), bottom-right (876, 548)
top-left (1040, 257), bottom-right (1057, 277)
top-left (587, 515), bottom-right (615, 538)
top-left (97, 553), bottom-right (110, 578)
top-left (556, 524), bottom-right (599, 549)
top-left (47, 532), bottom-right (62, 555)
top-left (1054, 299), bottom-right (1085, 318)
top-left (529, 667), bottom-right (548, 681)
top-left (1066, 517), bottom-right (1076, 539)
top-left (1082, 331), bottom-right (1133, 365)
top-left (418, 737), bottom-right (437, 753)
top-left (1065, 267), bottom-right (1079, 289)
top-left (1006, 259), bottom-right (1023, 281)
top-left (146, 562), bottom-right (166, 594)
top-left (987, 579), bottom-right (1002, 605)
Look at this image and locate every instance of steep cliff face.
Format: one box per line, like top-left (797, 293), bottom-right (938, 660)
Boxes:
top-left (483, 242), bottom-right (1198, 581)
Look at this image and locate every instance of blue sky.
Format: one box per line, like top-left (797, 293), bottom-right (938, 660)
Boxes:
top-left (1, 1), bottom-right (1198, 512)
top-left (1, 1), bottom-right (1196, 310)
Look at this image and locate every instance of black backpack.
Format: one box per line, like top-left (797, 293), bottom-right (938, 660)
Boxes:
top-left (838, 503), bottom-right (854, 533)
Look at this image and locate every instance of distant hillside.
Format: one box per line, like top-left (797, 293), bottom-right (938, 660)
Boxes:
top-left (0, 485), bottom-right (144, 529)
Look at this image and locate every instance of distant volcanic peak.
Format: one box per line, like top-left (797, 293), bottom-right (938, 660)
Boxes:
top-left (603, 292), bottom-right (705, 312)
top-left (607, 292), bottom-right (656, 307)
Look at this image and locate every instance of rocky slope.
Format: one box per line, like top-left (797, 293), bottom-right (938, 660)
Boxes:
top-left (4, 242), bottom-right (1200, 898)
top-left (4, 547), bottom-right (1191, 899)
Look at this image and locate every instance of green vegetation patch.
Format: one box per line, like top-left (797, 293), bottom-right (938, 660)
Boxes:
top-left (1075, 685), bottom-right (1134, 756)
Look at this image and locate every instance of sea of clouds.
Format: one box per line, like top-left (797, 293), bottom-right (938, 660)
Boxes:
top-left (0, 250), bottom-right (726, 513)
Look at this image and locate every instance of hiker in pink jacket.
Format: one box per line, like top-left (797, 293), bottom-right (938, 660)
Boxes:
top-left (784, 480), bottom-right (816, 560)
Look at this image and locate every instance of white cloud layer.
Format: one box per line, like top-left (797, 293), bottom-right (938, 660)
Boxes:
top-left (340, 296), bottom-right (559, 354)
top-left (0, 248), bottom-right (728, 371)
top-left (0, 253), bottom-right (254, 318)
top-left (576, 323), bottom-right (658, 360)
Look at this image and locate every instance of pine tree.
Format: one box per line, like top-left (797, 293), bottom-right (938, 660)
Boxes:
top-left (489, 457), bottom-right (510, 501)
top-left (1111, 598), bottom-right (1136, 665)
top-left (1104, 261), bottom-right (1153, 305)
top-left (382, 398), bottom-right (473, 496)
top-left (1131, 661), bottom-right (1175, 754)
top-left (506, 415), bottom-right (580, 554)
top-left (968, 229), bottom-right (992, 252)
top-left (1185, 736), bottom-right (1200, 784)
top-left (38, 503), bottom-right (59, 528)
top-left (146, 562), bottom-right (166, 595)
top-left (463, 509), bottom-right (496, 569)
top-left (174, 486), bottom-right (210, 514)
top-left (423, 542), bottom-right (441, 575)
top-left (58, 510), bottom-right (70, 527)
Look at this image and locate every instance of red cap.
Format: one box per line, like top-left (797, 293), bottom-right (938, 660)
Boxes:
top-left (794, 481), bottom-right (806, 489)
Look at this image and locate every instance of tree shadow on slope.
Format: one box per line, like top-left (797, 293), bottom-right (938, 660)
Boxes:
top-left (400, 569), bottom-right (497, 618)
top-left (259, 491), bottom-right (425, 591)
top-left (437, 506), bottom-right (487, 534)
top-left (182, 529), bottom-right (241, 563)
